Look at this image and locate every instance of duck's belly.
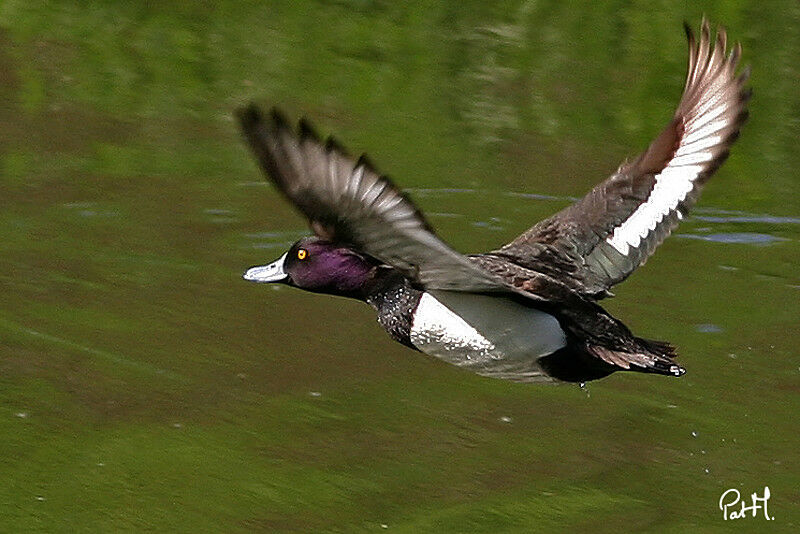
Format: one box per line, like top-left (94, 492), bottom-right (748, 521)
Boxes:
top-left (409, 291), bottom-right (567, 382)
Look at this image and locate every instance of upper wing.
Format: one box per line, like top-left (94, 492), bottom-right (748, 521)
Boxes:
top-left (237, 105), bottom-right (509, 292)
top-left (493, 19), bottom-right (751, 296)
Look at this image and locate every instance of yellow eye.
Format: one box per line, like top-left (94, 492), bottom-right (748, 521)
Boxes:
top-left (297, 249), bottom-right (307, 260)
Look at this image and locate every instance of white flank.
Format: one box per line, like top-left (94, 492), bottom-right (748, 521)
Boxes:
top-left (410, 293), bottom-right (495, 359)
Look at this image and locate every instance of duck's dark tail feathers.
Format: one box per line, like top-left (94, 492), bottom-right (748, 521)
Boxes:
top-left (587, 339), bottom-right (685, 377)
top-left (638, 337), bottom-right (679, 359)
top-left (638, 337), bottom-right (686, 377)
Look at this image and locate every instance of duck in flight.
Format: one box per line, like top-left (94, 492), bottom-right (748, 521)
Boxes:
top-left (238, 20), bottom-right (750, 383)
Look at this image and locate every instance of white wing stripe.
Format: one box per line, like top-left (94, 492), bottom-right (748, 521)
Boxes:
top-left (606, 163), bottom-right (701, 255)
top-left (686, 103), bottom-right (730, 129)
top-left (670, 151), bottom-right (715, 166)
top-left (681, 121), bottom-right (729, 145)
top-left (676, 134), bottom-right (722, 155)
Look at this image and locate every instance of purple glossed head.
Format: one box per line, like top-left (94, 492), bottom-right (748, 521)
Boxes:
top-left (243, 236), bottom-right (377, 298)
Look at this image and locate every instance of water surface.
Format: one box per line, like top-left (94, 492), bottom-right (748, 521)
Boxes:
top-left (1, 1), bottom-right (798, 531)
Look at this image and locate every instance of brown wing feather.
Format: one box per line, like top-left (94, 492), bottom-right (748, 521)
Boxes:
top-left (494, 19), bottom-right (751, 296)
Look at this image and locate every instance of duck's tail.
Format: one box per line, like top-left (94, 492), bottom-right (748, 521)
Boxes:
top-left (587, 338), bottom-right (685, 377)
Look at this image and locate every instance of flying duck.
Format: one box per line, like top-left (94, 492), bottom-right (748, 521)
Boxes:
top-left (238, 20), bottom-right (750, 383)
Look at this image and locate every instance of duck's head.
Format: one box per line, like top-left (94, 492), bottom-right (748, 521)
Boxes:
top-left (243, 236), bottom-right (377, 298)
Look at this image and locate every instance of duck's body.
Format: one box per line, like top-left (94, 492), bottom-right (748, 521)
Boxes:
top-left (240, 20), bottom-right (750, 383)
top-left (348, 258), bottom-right (674, 383)
top-left (402, 291), bottom-right (569, 382)
top-left (364, 270), bottom-right (570, 382)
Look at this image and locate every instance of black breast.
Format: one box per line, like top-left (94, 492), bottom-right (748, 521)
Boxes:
top-left (364, 268), bottom-right (423, 349)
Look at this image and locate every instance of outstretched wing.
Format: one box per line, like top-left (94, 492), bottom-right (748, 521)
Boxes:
top-left (238, 106), bottom-right (684, 377)
top-left (237, 105), bottom-right (508, 292)
top-left (493, 19), bottom-right (751, 296)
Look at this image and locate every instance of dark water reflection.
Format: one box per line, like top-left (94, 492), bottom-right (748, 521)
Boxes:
top-left (1, 1), bottom-right (799, 531)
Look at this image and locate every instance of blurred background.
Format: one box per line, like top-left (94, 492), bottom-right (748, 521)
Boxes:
top-left (1, 1), bottom-right (798, 531)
